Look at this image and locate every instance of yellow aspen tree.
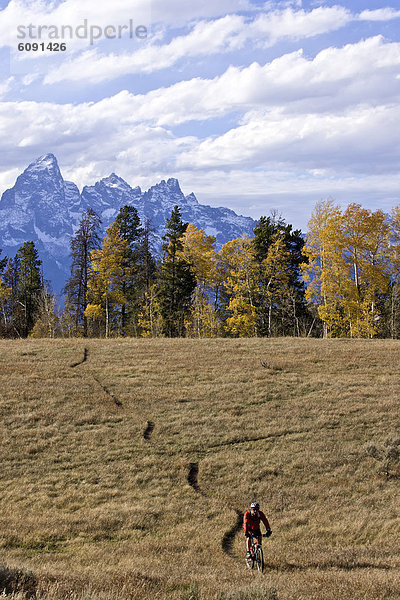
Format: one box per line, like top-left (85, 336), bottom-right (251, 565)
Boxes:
top-left (302, 199), bottom-right (346, 337)
top-left (303, 201), bottom-right (391, 338)
top-left (0, 276), bottom-right (11, 328)
top-left (178, 224), bottom-right (220, 337)
top-left (85, 226), bottom-right (129, 338)
top-left (341, 204), bottom-right (390, 337)
top-left (137, 284), bottom-right (163, 337)
top-left (219, 236), bottom-right (258, 337)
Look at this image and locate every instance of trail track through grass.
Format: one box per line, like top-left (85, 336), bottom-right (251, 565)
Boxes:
top-left (143, 421), bottom-right (155, 441)
top-left (69, 348), bottom-right (89, 368)
top-left (0, 338), bottom-right (399, 599)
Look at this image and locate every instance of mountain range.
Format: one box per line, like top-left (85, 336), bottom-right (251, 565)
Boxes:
top-left (0, 154), bottom-right (258, 293)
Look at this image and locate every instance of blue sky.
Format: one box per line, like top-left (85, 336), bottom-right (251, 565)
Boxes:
top-left (1, 0), bottom-right (400, 231)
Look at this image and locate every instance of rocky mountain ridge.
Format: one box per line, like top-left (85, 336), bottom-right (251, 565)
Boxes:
top-left (0, 154), bottom-right (258, 292)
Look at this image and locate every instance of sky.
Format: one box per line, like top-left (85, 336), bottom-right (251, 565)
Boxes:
top-left (0, 0), bottom-right (400, 231)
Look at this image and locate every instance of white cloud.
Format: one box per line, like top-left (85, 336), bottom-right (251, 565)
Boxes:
top-left (44, 14), bottom-right (246, 84)
top-left (250, 5), bottom-right (352, 46)
top-left (359, 8), bottom-right (400, 21)
top-left (1, 85), bottom-right (399, 191)
top-left (41, 5), bottom-right (357, 84)
top-left (1, 93), bottom-right (400, 229)
top-left (176, 104), bottom-right (400, 174)
top-left (178, 168), bottom-right (400, 223)
top-left (0, 92), bottom-right (195, 189)
top-left (41, 36), bottom-right (400, 127)
top-left (150, 0), bottom-right (255, 24)
top-left (38, 4), bottom-right (400, 86)
top-left (0, 0), bottom-right (152, 49)
top-left (0, 77), bottom-right (14, 98)
top-left (2, 2), bottom-right (400, 225)
top-left (0, 166), bottom-right (20, 195)
top-left (1, 33), bottom-right (399, 186)
top-left (0, 0), bottom-right (255, 49)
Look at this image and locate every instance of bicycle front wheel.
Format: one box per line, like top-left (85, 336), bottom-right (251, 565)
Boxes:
top-left (255, 547), bottom-right (264, 572)
top-left (246, 554), bottom-right (254, 569)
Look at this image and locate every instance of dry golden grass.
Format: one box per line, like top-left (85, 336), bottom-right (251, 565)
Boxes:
top-left (0, 338), bottom-right (399, 600)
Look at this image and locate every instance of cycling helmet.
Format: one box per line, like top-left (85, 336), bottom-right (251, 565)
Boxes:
top-left (250, 502), bottom-right (259, 510)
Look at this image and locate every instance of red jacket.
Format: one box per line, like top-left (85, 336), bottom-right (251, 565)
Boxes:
top-left (243, 509), bottom-right (270, 533)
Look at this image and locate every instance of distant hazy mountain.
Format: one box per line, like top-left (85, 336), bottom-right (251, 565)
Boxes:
top-left (0, 154), bottom-right (257, 292)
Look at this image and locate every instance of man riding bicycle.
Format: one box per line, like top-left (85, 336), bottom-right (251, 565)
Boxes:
top-left (243, 501), bottom-right (272, 561)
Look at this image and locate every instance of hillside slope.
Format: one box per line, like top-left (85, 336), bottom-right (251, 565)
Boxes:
top-left (0, 338), bottom-right (399, 600)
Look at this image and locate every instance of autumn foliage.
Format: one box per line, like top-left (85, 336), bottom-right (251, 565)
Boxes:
top-left (3, 200), bottom-right (400, 338)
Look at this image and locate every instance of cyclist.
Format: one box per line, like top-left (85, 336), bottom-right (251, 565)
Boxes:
top-left (243, 501), bottom-right (272, 561)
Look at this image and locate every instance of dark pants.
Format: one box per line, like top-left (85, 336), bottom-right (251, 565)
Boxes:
top-left (245, 529), bottom-right (262, 544)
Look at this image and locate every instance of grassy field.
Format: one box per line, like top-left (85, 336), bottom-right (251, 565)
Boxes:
top-left (0, 338), bottom-right (399, 600)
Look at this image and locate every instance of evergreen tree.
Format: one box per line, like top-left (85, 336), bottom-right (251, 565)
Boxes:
top-left (0, 258), bottom-right (18, 336)
top-left (0, 249), bottom-right (6, 273)
top-left (135, 218), bottom-right (157, 336)
top-left (64, 209), bottom-right (101, 337)
top-left (386, 206), bottom-right (400, 338)
top-left (252, 215), bottom-right (308, 336)
top-left (109, 207), bottom-right (157, 336)
top-left (157, 206), bottom-right (196, 337)
top-left (112, 206), bottom-right (143, 334)
top-left (14, 242), bottom-right (43, 337)
top-left (0, 251), bottom-right (11, 335)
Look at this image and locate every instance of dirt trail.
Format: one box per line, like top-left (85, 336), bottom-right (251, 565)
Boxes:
top-left (185, 460), bottom-right (244, 556)
top-left (70, 348), bottom-right (89, 368)
top-left (221, 509), bottom-right (244, 556)
top-left (92, 376), bottom-right (123, 407)
top-left (143, 421), bottom-right (155, 440)
top-left (187, 462), bottom-right (205, 495)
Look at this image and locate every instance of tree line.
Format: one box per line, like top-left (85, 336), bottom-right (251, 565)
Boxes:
top-left (2, 200), bottom-right (400, 339)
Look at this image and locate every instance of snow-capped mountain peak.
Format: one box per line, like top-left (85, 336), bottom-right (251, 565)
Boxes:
top-left (101, 173), bottom-right (135, 192)
top-left (0, 155), bottom-right (258, 292)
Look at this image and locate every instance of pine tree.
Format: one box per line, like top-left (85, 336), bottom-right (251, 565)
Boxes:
top-left (111, 205), bottom-right (143, 334)
top-left (14, 241), bottom-right (43, 337)
top-left (387, 206), bottom-right (400, 337)
top-left (64, 209), bottom-right (101, 337)
top-left (135, 219), bottom-right (157, 336)
top-left (0, 250), bottom-right (11, 334)
top-left (157, 206), bottom-right (196, 337)
top-left (0, 249), bottom-right (6, 274)
top-left (0, 258), bottom-right (18, 336)
top-left (252, 215), bottom-right (307, 336)
top-left (138, 219), bottom-right (156, 298)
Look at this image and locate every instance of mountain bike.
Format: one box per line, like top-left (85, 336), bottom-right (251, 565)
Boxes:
top-left (245, 532), bottom-right (267, 572)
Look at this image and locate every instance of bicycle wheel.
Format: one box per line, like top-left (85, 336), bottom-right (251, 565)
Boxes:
top-left (245, 553), bottom-right (254, 569)
top-left (255, 547), bottom-right (264, 572)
